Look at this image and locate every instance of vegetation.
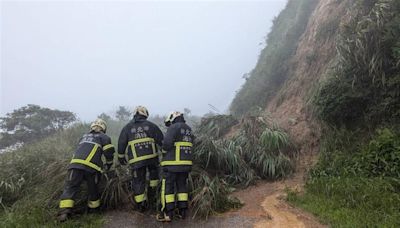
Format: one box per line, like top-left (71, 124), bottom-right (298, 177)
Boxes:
top-left (0, 104), bottom-right (76, 149)
top-left (190, 114), bottom-right (295, 218)
top-left (314, 0), bottom-right (400, 127)
top-left (230, 0), bottom-right (318, 116)
top-left (288, 128), bottom-right (400, 227)
top-left (0, 124), bottom-right (104, 227)
top-left (288, 1), bottom-right (400, 227)
top-left (0, 109), bottom-right (295, 226)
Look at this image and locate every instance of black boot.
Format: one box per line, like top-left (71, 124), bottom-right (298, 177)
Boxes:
top-left (147, 188), bottom-right (156, 210)
top-left (177, 208), bottom-right (187, 219)
top-left (136, 201), bottom-right (147, 213)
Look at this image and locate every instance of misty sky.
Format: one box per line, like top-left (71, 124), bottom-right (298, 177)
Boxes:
top-left (1, 0), bottom-right (287, 121)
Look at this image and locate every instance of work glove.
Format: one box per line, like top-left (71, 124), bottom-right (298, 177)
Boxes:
top-left (119, 158), bottom-right (127, 165)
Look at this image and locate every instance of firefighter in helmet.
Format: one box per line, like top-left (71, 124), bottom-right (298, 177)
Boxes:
top-left (118, 106), bottom-right (163, 212)
top-left (157, 111), bottom-right (194, 222)
top-left (58, 118), bottom-right (115, 222)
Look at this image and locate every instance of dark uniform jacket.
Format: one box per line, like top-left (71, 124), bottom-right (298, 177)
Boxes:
top-left (162, 116), bottom-right (194, 173)
top-left (118, 115), bottom-right (164, 169)
top-left (69, 131), bottom-right (115, 173)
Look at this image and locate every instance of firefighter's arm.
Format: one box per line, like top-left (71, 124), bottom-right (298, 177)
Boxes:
top-left (102, 135), bottom-right (115, 169)
top-left (153, 124), bottom-right (164, 147)
top-left (117, 127), bottom-right (128, 165)
top-left (162, 125), bottom-right (177, 151)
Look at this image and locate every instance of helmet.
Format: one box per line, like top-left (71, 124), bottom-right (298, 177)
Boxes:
top-left (133, 106), bottom-right (149, 118)
top-left (90, 118), bottom-right (107, 133)
top-left (164, 111), bottom-right (182, 127)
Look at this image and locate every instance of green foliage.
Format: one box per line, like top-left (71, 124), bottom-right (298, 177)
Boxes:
top-left (292, 128), bottom-right (400, 227)
top-left (288, 177), bottom-right (400, 227)
top-left (189, 168), bottom-right (242, 219)
top-left (0, 207), bottom-right (104, 228)
top-left (0, 112), bottom-right (294, 224)
top-left (0, 104), bottom-right (76, 149)
top-left (99, 169), bottom-right (131, 210)
top-left (0, 124), bottom-right (108, 227)
top-left (314, 0), bottom-right (400, 127)
top-left (310, 128), bottom-right (400, 179)
top-left (0, 124), bottom-right (87, 207)
top-left (230, 0), bottom-right (319, 116)
top-left (260, 128), bottom-right (290, 151)
top-left (194, 115), bottom-right (295, 187)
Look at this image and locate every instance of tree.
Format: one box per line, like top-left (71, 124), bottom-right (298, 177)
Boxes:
top-left (0, 104), bottom-right (76, 149)
top-left (98, 113), bottom-right (111, 121)
top-left (115, 106), bottom-right (131, 121)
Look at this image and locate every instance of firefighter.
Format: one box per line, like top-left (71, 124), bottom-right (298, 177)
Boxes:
top-left (157, 111), bottom-right (194, 222)
top-left (58, 118), bottom-right (115, 222)
top-left (118, 106), bottom-right (163, 212)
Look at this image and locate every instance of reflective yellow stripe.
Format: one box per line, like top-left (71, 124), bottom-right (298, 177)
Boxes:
top-left (161, 179), bottom-right (166, 211)
top-left (165, 194), bottom-right (175, 203)
top-left (128, 153), bottom-right (158, 164)
top-left (130, 137), bottom-right (155, 144)
top-left (161, 141), bottom-right (193, 166)
top-left (59, 199), bottom-right (74, 208)
top-left (174, 142), bottom-right (193, 147)
top-left (103, 144), bottom-right (114, 151)
top-left (134, 193), bottom-right (146, 203)
top-left (118, 153), bottom-right (125, 158)
top-left (70, 159), bottom-right (102, 172)
top-left (175, 142), bottom-right (192, 161)
top-left (86, 144), bottom-right (99, 162)
top-left (88, 200), bottom-right (100, 208)
top-left (177, 193), bottom-right (188, 201)
top-left (150, 179), bottom-right (159, 188)
top-left (161, 160), bottom-right (193, 166)
top-left (128, 138), bottom-right (156, 163)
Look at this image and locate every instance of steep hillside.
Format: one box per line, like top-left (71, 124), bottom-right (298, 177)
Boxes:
top-left (231, 0), bottom-right (400, 226)
top-left (266, 0), bottom-right (350, 153)
top-left (231, 0), bottom-right (354, 153)
top-left (230, 0), bottom-right (319, 116)
top-left (232, 0), bottom-right (400, 150)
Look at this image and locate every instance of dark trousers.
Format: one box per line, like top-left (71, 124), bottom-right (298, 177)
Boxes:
top-left (132, 164), bottom-right (159, 204)
top-left (161, 172), bottom-right (189, 213)
top-left (59, 169), bottom-right (100, 209)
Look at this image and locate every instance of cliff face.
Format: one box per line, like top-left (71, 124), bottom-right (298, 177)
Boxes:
top-left (266, 0), bottom-right (352, 154)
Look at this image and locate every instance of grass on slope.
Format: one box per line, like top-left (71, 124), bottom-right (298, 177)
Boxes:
top-left (287, 128), bottom-right (400, 227)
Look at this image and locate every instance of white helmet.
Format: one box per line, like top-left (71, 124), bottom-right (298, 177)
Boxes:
top-left (90, 118), bottom-right (107, 133)
top-left (133, 105), bottom-right (149, 118)
top-left (164, 111), bottom-right (182, 127)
